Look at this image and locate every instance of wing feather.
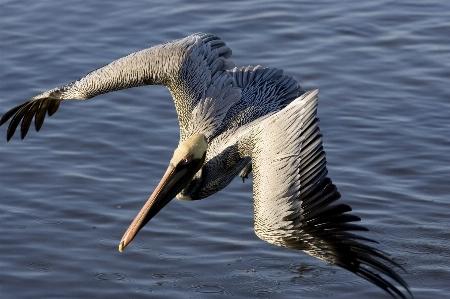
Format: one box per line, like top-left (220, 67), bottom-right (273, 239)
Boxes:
top-left (1, 33), bottom-right (234, 141)
top-left (244, 89), bottom-right (412, 298)
top-left (20, 101), bottom-right (39, 139)
top-left (35, 99), bottom-right (50, 131)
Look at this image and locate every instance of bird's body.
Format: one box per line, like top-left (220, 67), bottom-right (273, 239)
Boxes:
top-left (1, 33), bottom-right (412, 298)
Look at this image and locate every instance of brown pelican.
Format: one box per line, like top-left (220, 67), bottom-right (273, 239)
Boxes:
top-left (1, 33), bottom-right (412, 298)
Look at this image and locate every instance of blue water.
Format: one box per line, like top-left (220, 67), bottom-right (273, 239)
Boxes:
top-left (1, 1), bottom-right (449, 298)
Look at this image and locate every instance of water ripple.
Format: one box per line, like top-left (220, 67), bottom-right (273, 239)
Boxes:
top-left (92, 272), bottom-right (128, 281)
top-left (4, 207), bottom-right (37, 216)
top-left (194, 284), bottom-right (226, 294)
top-left (155, 251), bottom-right (189, 261)
top-left (14, 225), bottom-right (28, 229)
top-left (36, 218), bottom-right (63, 225)
top-left (1, 1), bottom-right (448, 298)
top-left (27, 262), bottom-right (53, 272)
top-left (132, 286), bottom-right (155, 294)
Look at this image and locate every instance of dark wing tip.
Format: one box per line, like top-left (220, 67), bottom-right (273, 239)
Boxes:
top-left (1, 97), bottom-right (62, 141)
top-left (283, 178), bottom-right (413, 298)
top-left (0, 103), bottom-right (23, 127)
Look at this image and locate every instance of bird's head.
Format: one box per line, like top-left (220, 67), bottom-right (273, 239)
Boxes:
top-left (119, 133), bottom-right (207, 251)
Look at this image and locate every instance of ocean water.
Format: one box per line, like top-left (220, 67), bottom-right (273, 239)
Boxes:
top-left (0, 1), bottom-right (449, 298)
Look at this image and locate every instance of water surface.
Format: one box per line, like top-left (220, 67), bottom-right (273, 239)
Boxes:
top-left (0, 1), bottom-right (449, 298)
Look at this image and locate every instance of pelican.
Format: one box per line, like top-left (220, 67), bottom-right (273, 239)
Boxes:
top-left (1, 33), bottom-right (412, 298)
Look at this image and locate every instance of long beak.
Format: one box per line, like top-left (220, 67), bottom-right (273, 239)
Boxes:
top-left (119, 163), bottom-right (190, 252)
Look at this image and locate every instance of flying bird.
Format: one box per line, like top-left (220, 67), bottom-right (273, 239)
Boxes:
top-left (1, 33), bottom-right (412, 298)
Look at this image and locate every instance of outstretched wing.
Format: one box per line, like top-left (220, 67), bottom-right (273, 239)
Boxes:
top-left (239, 90), bottom-right (412, 299)
top-left (0, 33), bottom-right (237, 141)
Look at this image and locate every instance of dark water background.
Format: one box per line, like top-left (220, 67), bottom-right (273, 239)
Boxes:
top-left (0, 1), bottom-right (449, 298)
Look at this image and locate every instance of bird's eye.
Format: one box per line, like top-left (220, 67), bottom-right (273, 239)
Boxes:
top-left (181, 156), bottom-right (191, 164)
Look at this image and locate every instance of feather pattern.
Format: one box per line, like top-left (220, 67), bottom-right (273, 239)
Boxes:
top-left (238, 89), bottom-right (412, 299)
top-left (180, 65), bottom-right (305, 200)
top-left (0, 33), bottom-right (235, 141)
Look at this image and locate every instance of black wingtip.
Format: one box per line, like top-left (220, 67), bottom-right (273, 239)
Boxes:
top-left (1, 97), bottom-right (62, 141)
top-left (282, 179), bottom-right (413, 299)
top-left (47, 98), bottom-right (61, 116)
top-left (20, 102), bottom-right (38, 140)
top-left (1, 103), bottom-right (24, 127)
top-left (6, 104), bottom-right (29, 141)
